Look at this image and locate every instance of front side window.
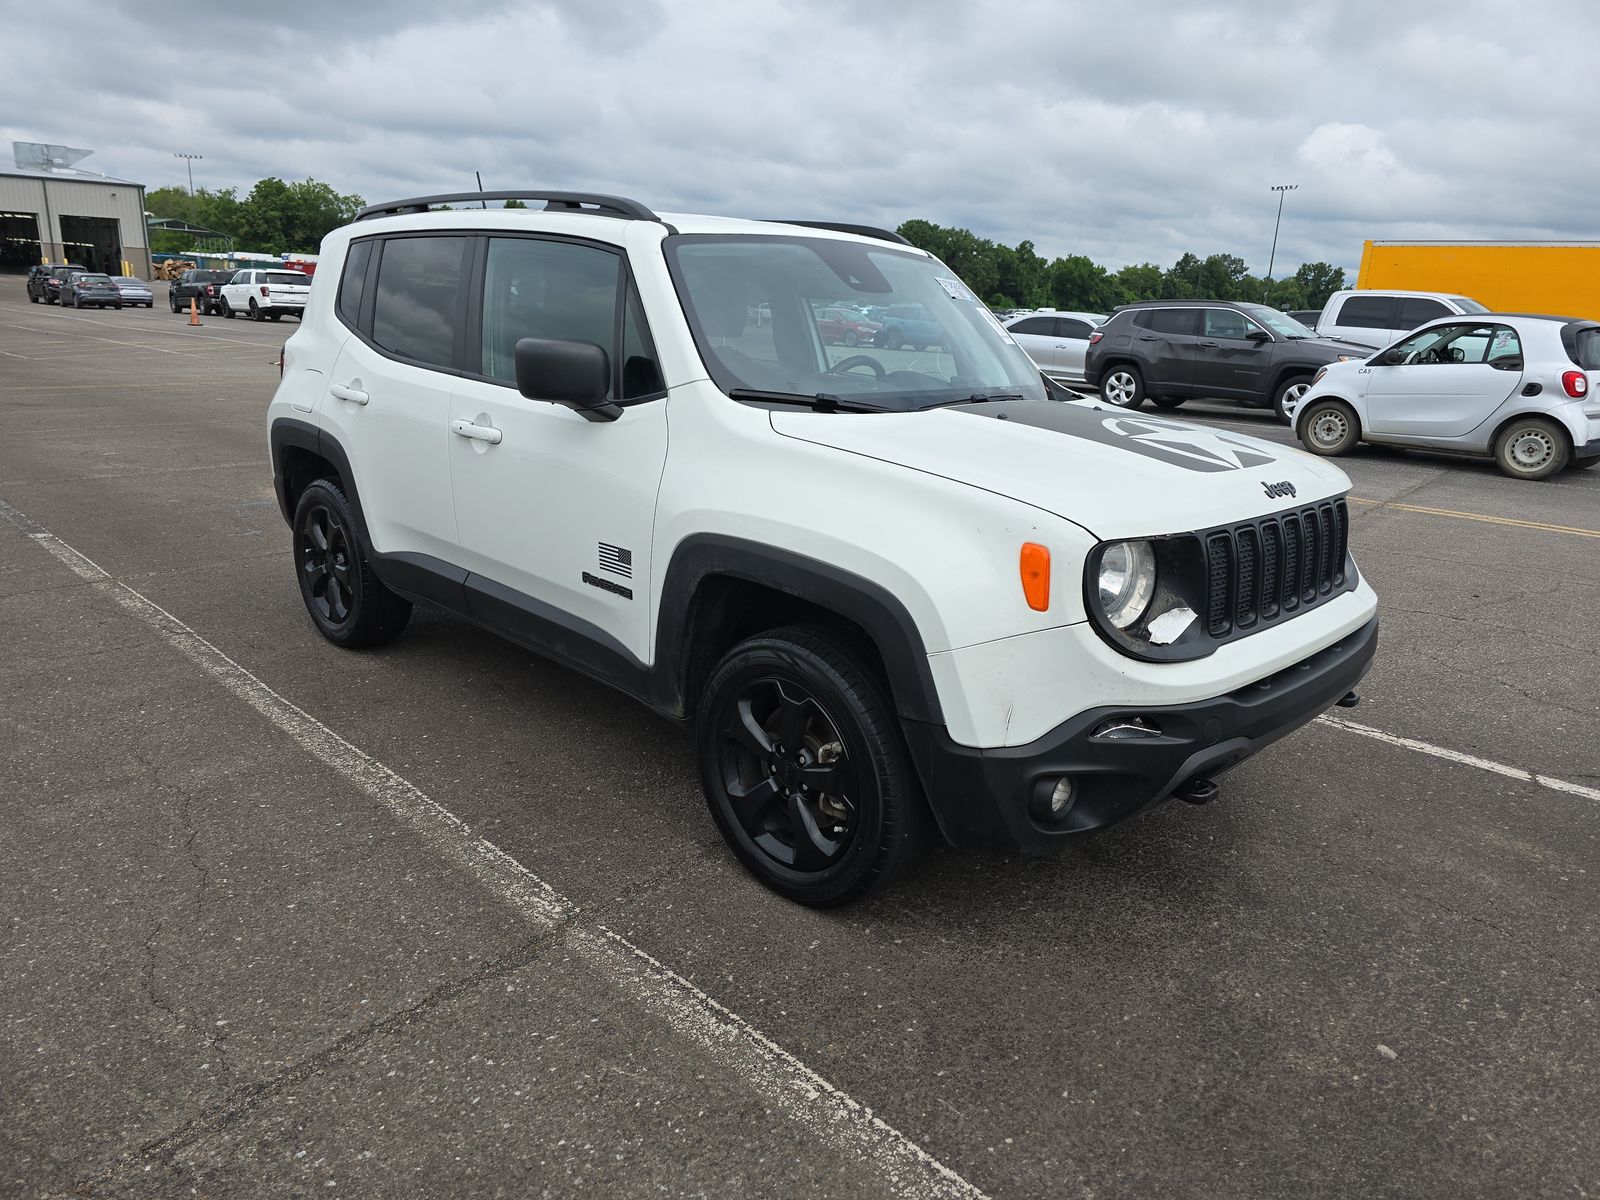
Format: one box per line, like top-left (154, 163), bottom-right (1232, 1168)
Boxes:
top-left (1203, 308), bottom-right (1254, 339)
top-left (479, 236), bottom-right (619, 390)
top-left (371, 235), bottom-right (469, 370)
top-left (1389, 323), bottom-right (1509, 366)
top-left (665, 235), bottom-right (1046, 411)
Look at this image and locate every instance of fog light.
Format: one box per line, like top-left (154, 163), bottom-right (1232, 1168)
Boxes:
top-left (1031, 776), bottom-right (1077, 823)
top-left (1091, 716), bottom-right (1163, 740)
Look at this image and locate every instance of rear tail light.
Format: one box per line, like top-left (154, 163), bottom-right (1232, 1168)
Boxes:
top-left (260, 285), bottom-right (270, 297)
top-left (1088, 331), bottom-right (1104, 345)
top-left (1562, 370), bottom-right (1589, 398)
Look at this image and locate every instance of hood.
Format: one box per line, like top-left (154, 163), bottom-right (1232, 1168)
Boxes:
top-left (1299, 335), bottom-right (1378, 358)
top-left (770, 398), bottom-right (1351, 541)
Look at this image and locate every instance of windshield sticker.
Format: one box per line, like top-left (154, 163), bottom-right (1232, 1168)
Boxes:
top-left (979, 306), bottom-right (1019, 343)
top-left (936, 276), bottom-right (977, 303)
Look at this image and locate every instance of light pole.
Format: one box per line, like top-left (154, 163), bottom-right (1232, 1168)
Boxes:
top-left (1263, 183), bottom-right (1297, 304)
top-left (174, 152), bottom-right (203, 195)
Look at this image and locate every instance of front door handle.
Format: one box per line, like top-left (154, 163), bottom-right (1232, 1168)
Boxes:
top-left (451, 419), bottom-right (503, 445)
top-left (1198, 340), bottom-right (1219, 347)
top-left (330, 384), bottom-right (369, 405)
top-left (1137, 335), bottom-right (1156, 341)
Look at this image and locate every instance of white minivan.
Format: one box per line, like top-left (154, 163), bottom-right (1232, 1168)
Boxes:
top-left (266, 190), bottom-right (1379, 904)
top-left (1314, 289), bottom-right (1488, 349)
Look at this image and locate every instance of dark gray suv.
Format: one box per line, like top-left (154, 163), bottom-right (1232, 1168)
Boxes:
top-left (1083, 301), bottom-right (1372, 422)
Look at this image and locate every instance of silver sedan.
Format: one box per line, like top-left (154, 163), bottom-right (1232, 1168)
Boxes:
top-left (110, 276), bottom-right (154, 308)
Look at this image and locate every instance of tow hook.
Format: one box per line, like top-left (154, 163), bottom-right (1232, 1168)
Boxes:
top-left (1174, 777), bottom-right (1219, 805)
top-left (1336, 690), bottom-right (1361, 708)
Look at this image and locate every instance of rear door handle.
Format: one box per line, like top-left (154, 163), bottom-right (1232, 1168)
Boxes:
top-left (1136, 335), bottom-right (1156, 342)
top-left (330, 384), bottom-right (369, 405)
top-left (451, 419), bottom-right (503, 445)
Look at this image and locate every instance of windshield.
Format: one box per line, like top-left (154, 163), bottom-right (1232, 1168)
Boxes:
top-left (1240, 304), bottom-right (1315, 338)
top-left (1452, 297), bottom-right (1489, 314)
top-left (665, 235), bottom-right (1047, 410)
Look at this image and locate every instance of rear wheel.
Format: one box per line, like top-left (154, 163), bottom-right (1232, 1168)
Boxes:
top-left (29, 293), bottom-right (38, 303)
top-left (249, 299), bottom-right (264, 321)
top-left (269, 312), bottom-right (282, 321)
top-left (1100, 365), bottom-right (1145, 409)
top-left (696, 627), bottom-right (928, 906)
top-left (291, 479), bottom-right (412, 647)
top-left (169, 293), bottom-right (180, 313)
top-left (1298, 398), bottom-right (1360, 457)
top-left (221, 299), bottom-right (234, 319)
top-left (1493, 417), bottom-right (1569, 481)
top-left (881, 328), bottom-right (904, 350)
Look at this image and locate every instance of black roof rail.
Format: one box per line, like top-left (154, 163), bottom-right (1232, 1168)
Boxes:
top-left (355, 191), bottom-right (659, 222)
top-left (768, 220), bottom-right (913, 247)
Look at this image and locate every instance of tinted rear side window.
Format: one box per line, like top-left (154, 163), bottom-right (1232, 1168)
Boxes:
top-left (1058, 318), bottom-right (1092, 338)
top-left (1009, 317), bottom-right (1054, 335)
top-left (1398, 298), bottom-right (1449, 326)
top-left (1148, 308), bottom-right (1200, 335)
top-left (1573, 328), bottom-right (1600, 370)
top-left (337, 240), bottom-right (372, 330)
top-left (372, 236), bottom-right (470, 370)
top-left (1338, 296), bottom-right (1399, 329)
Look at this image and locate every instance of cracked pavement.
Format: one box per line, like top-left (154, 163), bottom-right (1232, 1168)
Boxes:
top-left (2, 293), bottom-right (1599, 1198)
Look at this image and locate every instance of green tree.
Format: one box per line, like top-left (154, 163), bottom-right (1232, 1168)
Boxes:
top-left (502, 198), bottom-right (528, 209)
top-left (1114, 263), bottom-right (1164, 303)
top-left (1292, 261), bottom-right (1346, 309)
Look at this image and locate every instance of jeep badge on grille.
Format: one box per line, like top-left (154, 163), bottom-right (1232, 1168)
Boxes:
top-left (1261, 480), bottom-right (1297, 499)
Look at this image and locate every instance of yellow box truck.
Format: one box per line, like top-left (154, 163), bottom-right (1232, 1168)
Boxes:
top-left (1357, 241), bottom-right (1600, 321)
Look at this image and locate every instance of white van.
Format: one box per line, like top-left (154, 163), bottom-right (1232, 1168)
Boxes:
top-left (1315, 289), bottom-right (1488, 349)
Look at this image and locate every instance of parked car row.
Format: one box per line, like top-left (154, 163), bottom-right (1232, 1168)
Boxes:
top-left (24, 263), bottom-right (155, 309)
top-left (170, 267), bottom-right (312, 321)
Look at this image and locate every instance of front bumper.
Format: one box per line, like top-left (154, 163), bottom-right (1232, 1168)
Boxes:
top-left (902, 614), bottom-right (1378, 854)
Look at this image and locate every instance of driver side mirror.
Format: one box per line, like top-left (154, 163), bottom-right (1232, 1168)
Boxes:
top-left (1379, 347), bottom-right (1406, 366)
top-left (514, 338), bottom-right (621, 423)
top-left (1245, 329), bottom-right (1272, 343)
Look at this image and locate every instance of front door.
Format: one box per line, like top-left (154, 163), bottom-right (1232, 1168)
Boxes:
top-left (1006, 316), bottom-right (1060, 373)
top-left (1136, 307), bottom-right (1201, 394)
top-left (447, 234), bottom-right (669, 667)
top-left (1193, 307), bottom-right (1271, 400)
top-left (1365, 322), bottom-right (1524, 439)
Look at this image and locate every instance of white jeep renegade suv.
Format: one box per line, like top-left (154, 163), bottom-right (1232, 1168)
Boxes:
top-left (267, 191), bottom-right (1379, 905)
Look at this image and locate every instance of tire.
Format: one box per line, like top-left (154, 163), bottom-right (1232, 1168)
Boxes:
top-left (843, 330), bottom-right (858, 347)
top-left (1274, 375), bottom-right (1313, 423)
top-left (881, 328), bottom-right (903, 351)
top-left (114, 304), bottom-right (122, 310)
top-left (269, 312), bottom-right (282, 321)
top-left (1570, 456), bottom-right (1599, 470)
top-left (221, 299), bottom-right (234, 319)
top-left (29, 293), bottom-right (38, 303)
top-left (170, 293), bottom-right (180, 313)
top-left (1100, 365), bottom-right (1145, 409)
top-left (249, 299), bottom-right (264, 322)
top-left (696, 627), bottom-right (929, 906)
top-left (1493, 416), bottom-right (1569, 481)
top-left (291, 479), bottom-right (412, 648)
top-left (1151, 397), bottom-right (1185, 409)
top-left (1298, 398), bottom-right (1360, 457)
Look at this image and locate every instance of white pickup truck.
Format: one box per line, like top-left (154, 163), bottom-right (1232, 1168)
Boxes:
top-left (220, 268), bottom-right (312, 322)
top-left (1313, 289), bottom-right (1488, 350)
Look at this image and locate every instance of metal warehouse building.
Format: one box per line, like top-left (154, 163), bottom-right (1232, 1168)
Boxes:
top-left (0, 166), bottom-right (151, 278)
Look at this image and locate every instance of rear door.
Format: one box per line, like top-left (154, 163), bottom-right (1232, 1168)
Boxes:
top-left (1365, 322), bottom-right (1524, 439)
top-left (1006, 316), bottom-right (1060, 372)
top-left (320, 233), bottom-right (468, 563)
top-left (1135, 307), bottom-right (1201, 394)
top-left (1193, 307), bottom-right (1271, 399)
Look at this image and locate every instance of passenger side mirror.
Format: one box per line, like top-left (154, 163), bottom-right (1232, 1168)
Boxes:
top-left (1245, 329), bottom-right (1272, 343)
top-left (514, 338), bottom-right (621, 423)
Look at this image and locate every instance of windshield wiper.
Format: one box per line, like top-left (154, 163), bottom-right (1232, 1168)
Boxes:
top-left (930, 392), bottom-right (1028, 407)
top-left (726, 388), bottom-right (885, 413)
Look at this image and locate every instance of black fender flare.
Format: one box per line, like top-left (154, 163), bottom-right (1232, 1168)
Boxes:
top-left (269, 419), bottom-right (373, 549)
top-left (654, 534), bottom-right (943, 727)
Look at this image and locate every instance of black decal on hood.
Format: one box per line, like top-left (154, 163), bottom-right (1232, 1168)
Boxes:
top-left (954, 400), bottom-right (1279, 473)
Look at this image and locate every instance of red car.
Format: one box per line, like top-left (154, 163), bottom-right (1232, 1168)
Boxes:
top-left (814, 306), bottom-right (883, 347)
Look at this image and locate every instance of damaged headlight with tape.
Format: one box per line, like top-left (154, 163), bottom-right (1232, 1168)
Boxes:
top-left (1084, 536), bottom-right (1213, 661)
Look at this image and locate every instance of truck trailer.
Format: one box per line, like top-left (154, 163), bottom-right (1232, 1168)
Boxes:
top-left (1357, 241), bottom-right (1600, 321)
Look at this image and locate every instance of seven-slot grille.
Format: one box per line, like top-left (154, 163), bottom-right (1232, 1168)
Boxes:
top-left (1204, 499), bottom-right (1350, 638)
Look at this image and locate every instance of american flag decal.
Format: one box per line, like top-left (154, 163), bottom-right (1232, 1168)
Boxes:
top-left (597, 542), bottom-right (633, 579)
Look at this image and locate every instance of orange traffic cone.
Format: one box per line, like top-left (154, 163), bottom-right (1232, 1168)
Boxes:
top-left (188, 296), bottom-right (202, 327)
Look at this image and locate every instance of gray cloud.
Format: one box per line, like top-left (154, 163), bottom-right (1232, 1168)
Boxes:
top-left (5, 0), bottom-right (1596, 278)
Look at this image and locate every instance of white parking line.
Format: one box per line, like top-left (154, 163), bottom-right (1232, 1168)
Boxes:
top-left (0, 496), bottom-right (989, 1200)
top-left (1317, 714), bottom-right (1600, 802)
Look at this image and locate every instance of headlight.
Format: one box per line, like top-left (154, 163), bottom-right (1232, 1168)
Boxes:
top-left (1096, 540), bottom-right (1156, 629)
top-left (1335, 354), bottom-right (1359, 362)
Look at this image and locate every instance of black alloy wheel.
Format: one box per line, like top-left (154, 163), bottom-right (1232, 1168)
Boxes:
top-left (291, 479), bottom-right (412, 647)
top-left (697, 627), bottom-right (927, 906)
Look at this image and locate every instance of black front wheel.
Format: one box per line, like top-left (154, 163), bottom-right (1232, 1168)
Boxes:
top-left (697, 628), bottom-right (928, 906)
top-left (292, 479), bottom-right (412, 647)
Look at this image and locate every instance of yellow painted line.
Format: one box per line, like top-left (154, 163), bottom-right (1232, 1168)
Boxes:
top-left (1349, 496), bottom-right (1600, 539)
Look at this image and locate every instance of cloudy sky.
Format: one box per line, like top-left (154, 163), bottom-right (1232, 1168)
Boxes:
top-left (5, 0), bottom-right (1596, 276)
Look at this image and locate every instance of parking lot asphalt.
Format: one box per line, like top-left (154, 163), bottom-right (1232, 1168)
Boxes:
top-left (2, 287), bottom-right (1597, 1199)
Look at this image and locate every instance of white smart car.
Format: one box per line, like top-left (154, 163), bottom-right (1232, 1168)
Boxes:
top-left (1287, 313), bottom-right (1600, 480)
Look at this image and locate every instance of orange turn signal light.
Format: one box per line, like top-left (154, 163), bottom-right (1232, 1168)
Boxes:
top-left (1020, 543), bottom-right (1050, 611)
